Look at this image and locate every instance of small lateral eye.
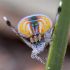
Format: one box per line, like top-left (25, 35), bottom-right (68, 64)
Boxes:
top-left (30, 37), bottom-right (34, 43)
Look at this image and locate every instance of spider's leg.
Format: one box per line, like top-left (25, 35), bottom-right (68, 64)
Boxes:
top-left (45, 1), bottom-right (62, 45)
top-left (3, 16), bottom-right (33, 48)
top-left (45, 28), bottom-right (53, 45)
top-left (20, 37), bottom-right (33, 48)
top-left (3, 16), bottom-right (17, 33)
top-left (31, 49), bottom-right (45, 64)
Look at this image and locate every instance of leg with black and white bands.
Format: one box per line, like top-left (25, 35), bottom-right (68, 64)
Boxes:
top-left (31, 49), bottom-right (45, 64)
top-left (55, 1), bottom-right (62, 22)
top-left (45, 1), bottom-right (62, 45)
top-left (3, 16), bottom-right (33, 48)
top-left (45, 28), bottom-right (53, 46)
top-left (31, 40), bottom-right (46, 64)
top-left (3, 16), bottom-right (18, 34)
top-left (51, 1), bottom-right (62, 39)
top-left (43, 1), bottom-right (62, 63)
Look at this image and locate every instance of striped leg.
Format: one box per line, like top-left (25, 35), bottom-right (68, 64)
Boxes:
top-left (3, 16), bottom-right (33, 49)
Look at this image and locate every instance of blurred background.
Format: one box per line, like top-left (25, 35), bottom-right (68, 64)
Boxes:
top-left (0, 0), bottom-right (70, 70)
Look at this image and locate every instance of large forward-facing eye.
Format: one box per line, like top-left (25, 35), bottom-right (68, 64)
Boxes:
top-left (30, 34), bottom-right (45, 44)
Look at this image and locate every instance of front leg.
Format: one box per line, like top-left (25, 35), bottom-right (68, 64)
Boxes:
top-left (3, 16), bottom-right (33, 49)
top-left (31, 49), bottom-right (45, 64)
top-left (45, 28), bottom-right (53, 45)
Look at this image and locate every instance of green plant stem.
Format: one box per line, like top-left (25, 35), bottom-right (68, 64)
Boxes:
top-left (45, 0), bottom-right (70, 70)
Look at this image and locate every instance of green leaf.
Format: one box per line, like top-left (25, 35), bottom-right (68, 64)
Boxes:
top-left (45, 0), bottom-right (70, 70)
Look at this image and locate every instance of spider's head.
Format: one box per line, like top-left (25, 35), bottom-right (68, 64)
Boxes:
top-left (30, 34), bottom-right (45, 45)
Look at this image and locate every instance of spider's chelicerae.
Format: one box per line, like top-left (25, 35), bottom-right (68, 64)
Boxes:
top-left (3, 1), bottom-right (62, 64)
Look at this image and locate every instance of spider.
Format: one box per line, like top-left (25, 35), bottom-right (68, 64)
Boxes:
top-left (3, 1), bottom-right (62, 64)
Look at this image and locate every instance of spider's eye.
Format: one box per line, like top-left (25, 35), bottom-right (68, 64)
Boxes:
top-left (29, 34), bottom-right (45, 44)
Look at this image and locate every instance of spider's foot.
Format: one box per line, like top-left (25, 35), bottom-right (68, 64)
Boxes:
top-left (31, 53), bottom-right (45, 64)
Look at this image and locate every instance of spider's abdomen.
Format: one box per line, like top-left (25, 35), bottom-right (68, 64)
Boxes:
top-left (17, 14), bottom-right (52, 38)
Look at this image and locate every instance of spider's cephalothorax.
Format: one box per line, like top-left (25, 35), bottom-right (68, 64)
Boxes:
top-left (17, 14), bottom-right (53, 64)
